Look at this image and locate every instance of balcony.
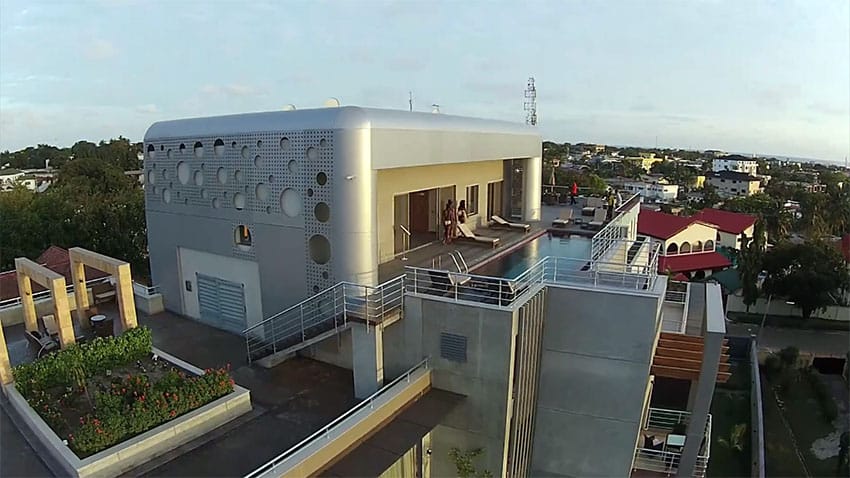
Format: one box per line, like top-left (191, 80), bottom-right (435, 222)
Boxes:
top-left (632, 408), bottom-right (712, 478)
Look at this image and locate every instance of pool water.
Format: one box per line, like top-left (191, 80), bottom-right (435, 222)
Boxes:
top-left (473, 234), bottom-right (592, 279)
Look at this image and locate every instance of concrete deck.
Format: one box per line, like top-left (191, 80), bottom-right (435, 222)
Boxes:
top-left (320, 389), bottom-right (464, 477)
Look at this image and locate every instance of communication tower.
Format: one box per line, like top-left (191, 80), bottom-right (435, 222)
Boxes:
top-left (524, 77), bottom-right (537, 125)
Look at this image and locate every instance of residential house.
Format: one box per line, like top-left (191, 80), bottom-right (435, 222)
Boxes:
top-left (692, 208), bottom-right (759, 250)
top-left (707, 170), bottom-right (761, 197)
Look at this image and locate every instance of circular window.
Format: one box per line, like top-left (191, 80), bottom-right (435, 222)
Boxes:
top-left (167, 149), bottom-right (173, 160)
top-left (306, 147), bottom-right (318, 161)
top-left (280, 137), bottom-right (290, 150)
top-left (314, 202), bottom-right (330, 222)
top-left (233, 192), bottom-right (246, 210)
top-left (322, 271), bottom-right (329, 279)
top-left (308, 234), bottom-right (331, 264)
top-left (162, 168), bottom-right (169, 180)
top-left (147, 144), bottom-right (156, 160)
top-left (265, 206), bottom-right (272, 214)
top-left (231, 141), bottom-right (237, 148)
top-left (179, 143), bottom-right (186, 154)
top-left (147, 170), bottom-right (156, 185)
top-left (214, 139), bottom-right (225, 157)
top-left (254, 155), bottom-right (263, 167)
top-left (193, 141), bottom-right (203, 158)
top-left (184, 198), bottom-right (188, 205)
top-left (268, 174), bottom-right (275, 183)
top-left (235, 170), bottom-right (243, 182)
top-left (313, 285), bottom-right (320, 293)
top-left (234, 225), bottom-right (252, 249)
top-left (280, 188), bottom-right (302, 217)
top-left (194, 170), bottom-right (204, 186)
top-left (217, 167), bottom-right (228, 184)
top-left (201, 189), bottom-right (209, 199)
top-left (316, 172), bottom-right (327, 185)
top-left (288, 160), bottom-right (298, 174)
top-left (160, 145), bottom-right (164, 151)
top-left (256, 140), bottom-right (263, 148)
top-left (212, 197), bottom-right (220, 209)
top-left (241, 146), bottom-right (249, 160)
top-left (307, 188), bottom-right (314, 197)
top-left (319, 138), bottom-right (328, 148)
top-left (162, 188), bottom-right (171, 203)
top-left (255, 183), bottom-right (269, 201)
top-left (177, 161), bottom-right (191, 184)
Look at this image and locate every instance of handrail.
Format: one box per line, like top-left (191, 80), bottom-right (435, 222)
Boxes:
top-left (0, 276), bottom-right (112, 310)
top-left (244, 358), bottom-right (430, 478)
top-left (452, 250), bottom-right (469, 273)
top-left (398, 224), bottom-right (411, 261)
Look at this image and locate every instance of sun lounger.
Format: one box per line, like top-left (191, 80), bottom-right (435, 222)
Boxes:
top-left (552, 209), bottom-right (574, 228)
top-left (588, 208), bottom-right (608, 229)
top-left (456, 223), bottom-right (500, 248)
top-left (25, 329), bottom-right (58, 357)
top-left (491, 215), bottom-right (530, 232)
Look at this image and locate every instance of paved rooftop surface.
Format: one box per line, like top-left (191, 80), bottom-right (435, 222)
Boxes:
top-left (2, 307), bottom-right (360, 478)
top-left (320, 389), bottom-right (464, 477)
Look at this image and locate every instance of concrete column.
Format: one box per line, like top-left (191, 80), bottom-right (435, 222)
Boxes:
top-left (676, 334), bottom-right (723, 476)
top-left (115, 263), bottom-right (138, 331)
top-left (351, 322), bottom-right (384, 399)
top-left (521, 156), bottom-right (542, 221)
top-left (50, 277), bottom-right (76, 348)
top-left (0, 322), bottom-right (13, 386)
top-left (16, 273), bottom-right (37, 333)
top-left (70, 259), bottom-right (91, 329)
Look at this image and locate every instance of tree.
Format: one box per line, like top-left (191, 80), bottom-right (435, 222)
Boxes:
top-left (762, 241), bottom-right (850, 320)
top-left (722, 193), bottom-right (792, 242)
top-left (738, 220), bottom-right (766, 312)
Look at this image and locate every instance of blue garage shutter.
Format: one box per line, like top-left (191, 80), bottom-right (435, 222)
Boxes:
top-left (196, 274), bottom-right (247, 334)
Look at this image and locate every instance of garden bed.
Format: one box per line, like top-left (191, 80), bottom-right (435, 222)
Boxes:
top-left (7, 326), bottom-right (251, 477)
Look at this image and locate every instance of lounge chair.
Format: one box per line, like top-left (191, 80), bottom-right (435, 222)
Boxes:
top-left (587, 208), bottom-right (608, 229)
top-left (551, 209), bottom-right (574, 228)
top-left (456, 223), bottom-right (500, 248)
top-left (42, 314), bottom-right (59, 337)
top-left (25, 329), bottom-right (58, 358)
top-left (491, 215), bottom-right (530, 232)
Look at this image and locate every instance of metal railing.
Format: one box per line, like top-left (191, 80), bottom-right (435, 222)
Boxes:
top-left (405, 254), bottom-right (658, 309)
top-left (634, 408), bottom-right (712, 477)
top-left (132, 282), bottom-right (161, 297)
top-left (244, 275), bottom-right (405, 363)
top-left (0, 276), bottom-right (112, 310)
top-left (591, 193), bottom-right (641, 263)
top-left (244, 358), bottom-right (430, 478)
top-left (398, 224), bottom-right (411, 261)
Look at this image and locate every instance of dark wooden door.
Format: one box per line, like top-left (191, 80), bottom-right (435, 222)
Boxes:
top-left (410, 191), bottom-right (430, 232)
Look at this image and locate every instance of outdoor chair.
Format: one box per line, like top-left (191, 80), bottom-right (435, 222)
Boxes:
top-left (25, 329), bottom-right (58, 358)
top-left (490, 215), bottom-right (530, 232)
top-left (456, 223), bottom-right (500, 248)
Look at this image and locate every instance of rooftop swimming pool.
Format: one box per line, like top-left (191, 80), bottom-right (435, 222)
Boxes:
top-left (473, 234), bottom-right (592, 279)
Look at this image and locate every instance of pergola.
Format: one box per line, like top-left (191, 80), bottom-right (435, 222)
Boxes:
top-left (0, 249), bottom-right (138, 386)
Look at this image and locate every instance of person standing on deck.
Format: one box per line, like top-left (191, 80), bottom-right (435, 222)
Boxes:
top-left (570, 182), bottom-right (578, 205)
top-left (442, 199), bottom-right (457, 244)
top-left (606, 190), bottom-right (616, 220)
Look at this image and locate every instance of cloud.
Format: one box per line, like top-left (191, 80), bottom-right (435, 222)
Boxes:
top-left (807, 101), bottom-right (849, 117)
top-left (135, 104), bottom-right (159, 114)
top-left (384, 56), bottom-right (427, 72)
top-left (629, 102), bottom-right (656, 112)
top-left (85, 39), bottom-right (118, 61)
top-left (199, 83), bottom-right (266, 99)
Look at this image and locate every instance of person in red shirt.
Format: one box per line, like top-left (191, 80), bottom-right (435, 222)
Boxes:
top-left (570, 182), bottom-right (578, 205)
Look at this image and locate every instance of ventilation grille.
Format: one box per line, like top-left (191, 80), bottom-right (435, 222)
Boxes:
top-left (440, 332), bottom-right (468, 363)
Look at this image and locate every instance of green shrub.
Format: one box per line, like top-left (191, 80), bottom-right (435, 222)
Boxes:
top-left (778, 347), bottom-right (799, 368)
top-left (13, 327), bottom-right (152, 396)
top-left (70, 367), bottom-right (234, 456)
top-left (805, 370), bottom-right (838, 422)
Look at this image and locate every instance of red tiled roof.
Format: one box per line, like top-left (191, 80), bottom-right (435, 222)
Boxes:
top-left (0, 247), bottom-right (109, 301)
top-left (692, 208), bottom-right (756, 235)
top-left (637, 209), bottom-right (697, 240)
top-left (671, 273), bottom-right (690, 282)
top-left (658, 252), bottom-right (732, 274)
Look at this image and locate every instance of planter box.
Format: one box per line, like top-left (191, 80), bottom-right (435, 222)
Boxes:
top-left (4, 347), bottom-right (251, 478)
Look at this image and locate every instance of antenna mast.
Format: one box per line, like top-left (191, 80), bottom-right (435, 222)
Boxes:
top-left (409, 91), bottom-right (413, 112)
top-left (524, 77), bottom-right (537, 125)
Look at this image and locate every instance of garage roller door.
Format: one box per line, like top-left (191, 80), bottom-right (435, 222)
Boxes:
top-left (196, 274), bottom-right (247, 334)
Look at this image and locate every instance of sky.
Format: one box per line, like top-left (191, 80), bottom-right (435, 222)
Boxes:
top-left (1, 0), bottom-right (848, 162)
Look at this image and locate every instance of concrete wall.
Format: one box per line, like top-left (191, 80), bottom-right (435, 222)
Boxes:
top-left (530, 285), bottom-right (662, 477)
top-left (386, 295), bottom-right (516, 477)
top-left (726, 293), bottom-right (850, 321)
top-left (301, 327), bottom-right (354, 370)
top-left (664, 222), bottom-right (717, 254)
top-left (375, 160), bottom-right (504, 263)
top-left (0, 290), bottom-right (93, 327)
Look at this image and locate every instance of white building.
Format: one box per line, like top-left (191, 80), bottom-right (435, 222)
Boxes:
top-left (712, 156), bottom-right (758, 175)
top-left (622, 180), bottom-right (679, 201)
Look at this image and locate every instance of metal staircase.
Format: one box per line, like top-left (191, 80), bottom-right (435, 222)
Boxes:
top-left (243, 276), bottom-right (404, 367)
